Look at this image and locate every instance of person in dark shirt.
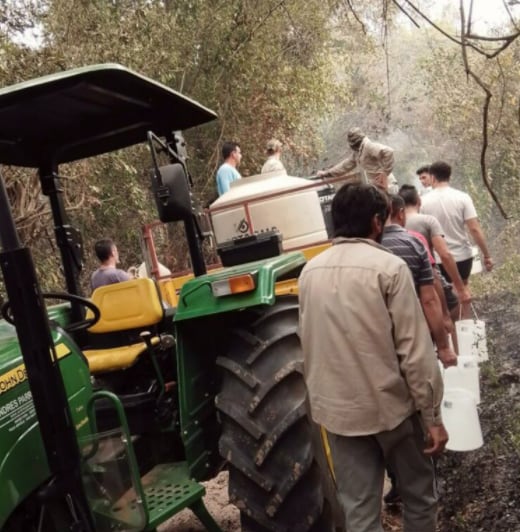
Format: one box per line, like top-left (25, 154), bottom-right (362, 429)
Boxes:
top-left (381, 195), bottom-right (456, 506)
top-left (382, 195), bottom-right (456, 367)
top-left (91, 238), bottom-right (131, 290)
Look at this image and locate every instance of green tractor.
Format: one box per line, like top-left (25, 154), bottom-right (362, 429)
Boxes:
top-left (0, 64), bottom-right (341, 531)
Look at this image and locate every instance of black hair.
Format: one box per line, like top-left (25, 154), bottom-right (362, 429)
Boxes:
top-left (94, 238), bottom-right (115, 262)
top-left (389, 194), bottom-right (405, 218)
top-left (416, 165), bottom-right (431, 175)
top-left (332, 184), bottom-right (389, 238)
top-left (429, 161), bottom-right (451, 182)
top-left (399, 184), bottom-right (420, 207)
top-left (221, 141), bottom-right (240, 160)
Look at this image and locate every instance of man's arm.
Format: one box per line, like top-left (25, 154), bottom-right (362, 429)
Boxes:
top-left (387, 264), bottom-right (445, 430)
top-left (431, 234), bottom-right (471, 302)
top-left (388, 265), bottom-right (449, 453)
top-left (408, 237), bottom-right (451, 355)
top-left (378, 145), bottom-right (394, 175)
top-left (317, 154), bottom-right (357, 178)
top-left (419, 283), bottom-right (457, 367)
top-left (466, 217), bottom-right (493, 272)
top-left (117, 270), bottom-right (132, 282)
top-left (432, 268), bottom-right (454, 334)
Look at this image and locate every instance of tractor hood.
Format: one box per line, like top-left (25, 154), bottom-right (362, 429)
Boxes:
top-left (0, 63), bottom-right (217, 167)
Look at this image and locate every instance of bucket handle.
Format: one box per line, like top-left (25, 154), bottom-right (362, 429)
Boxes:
top-left (459, 302), bottom-right (480, 321)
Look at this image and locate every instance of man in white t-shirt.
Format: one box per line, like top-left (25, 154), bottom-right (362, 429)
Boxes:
top-left (417, 164), bottom-right (433, 195)
top-left (420, 161), bottom-right (493, 284)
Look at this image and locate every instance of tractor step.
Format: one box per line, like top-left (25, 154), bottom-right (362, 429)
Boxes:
top-left (92, 461), bottom-right (222, 531)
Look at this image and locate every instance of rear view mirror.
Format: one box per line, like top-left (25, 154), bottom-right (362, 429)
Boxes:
top-left (151, 163), bottom-right (192, 222)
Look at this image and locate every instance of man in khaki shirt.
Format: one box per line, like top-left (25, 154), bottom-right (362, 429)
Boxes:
top-left (317, 127), bottom-right (398, 192)
top-left (299, 183), bottom-right (447, 532)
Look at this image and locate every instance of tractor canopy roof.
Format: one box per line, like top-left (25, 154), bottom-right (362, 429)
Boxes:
top-left (0, 63), bottom-right (217, 167)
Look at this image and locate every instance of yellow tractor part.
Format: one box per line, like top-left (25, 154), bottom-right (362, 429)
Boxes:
top-left (155, 241), bottom-right (332, 307)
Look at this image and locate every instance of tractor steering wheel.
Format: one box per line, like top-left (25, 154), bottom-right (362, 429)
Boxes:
top-left (1, 292), bottom-right (101, 334)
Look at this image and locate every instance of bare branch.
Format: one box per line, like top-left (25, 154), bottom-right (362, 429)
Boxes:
top-left (345, 0), bottom-right (367, 33)
top-left (467, 0), bottom-right (474, 35)
top-left (382, 0), bottom-right (392, 117)
top-left (465, 32), bottom-right (520, 42)
top-left (230, 0), bottom-right (288, 55)
top-left (459, 0), bottom-right (509, 218)
top-left (400, 0), bottom-right (466, 46)
top-left (400, 0), bottom-right (518, 58)
top-left (389, 0), bottom-right (420, 28)
top-left (495, 58), bottom-right (506, 134)
top-left (503, 0), bottom-right (520, 31)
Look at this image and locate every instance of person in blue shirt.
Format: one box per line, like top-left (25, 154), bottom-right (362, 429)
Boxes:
top-left (216, 141), bottom-right (242, 195)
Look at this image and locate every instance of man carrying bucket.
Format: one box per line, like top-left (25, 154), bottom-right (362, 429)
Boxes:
top-left (299, 183), bottom-right (448, 532)
top-left (382, 194), bottom-right (457, 369)
top-left (421, 161), bottom-right (493, 287)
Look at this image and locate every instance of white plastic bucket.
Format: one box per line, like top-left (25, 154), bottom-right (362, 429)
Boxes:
top-left (442, 389), bottom-right (483, 452)
top-left (455, 320), bottom-right (475, 358)
top-left (471, 246), bottom-right (482, 275)
top-left (455, 319), bottom-right (488, 362)
top-left (443, 356), bottom-right (480, 404)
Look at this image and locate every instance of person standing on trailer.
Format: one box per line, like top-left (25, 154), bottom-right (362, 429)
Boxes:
top-left (216, 141), bottom-right (242, 195)
top-left (261, 138), bottom-right (286, 174)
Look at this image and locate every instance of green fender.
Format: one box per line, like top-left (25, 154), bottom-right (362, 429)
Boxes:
top-left (174, 251), bottom-right (306, 322)
top-left (0, 324), bottom-right (93, 528)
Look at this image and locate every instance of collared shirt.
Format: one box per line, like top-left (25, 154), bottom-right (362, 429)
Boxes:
top-left (298, 237), bottom-right (443, 436)
top-left (325, 137), bottom-right (394, 181)
top-left (382, 224), bottom-right (434, 290)
top-left (261, 156), bottom-right (286, 174)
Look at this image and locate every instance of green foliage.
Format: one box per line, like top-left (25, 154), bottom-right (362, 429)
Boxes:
top-left (1, 1), bottom-right (520, 294)
top-left (0, 0), bottom-right (346, 291)
top-left (471, 253), bottom-right (520, 298)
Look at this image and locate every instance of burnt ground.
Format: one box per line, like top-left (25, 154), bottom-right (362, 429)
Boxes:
top-left (163, 292), bottom-right (520, 532)
top-left (385, 292), bottom-right (520, 532)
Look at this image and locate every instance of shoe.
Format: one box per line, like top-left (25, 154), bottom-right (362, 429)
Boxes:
top-left (383, 486), bottom-right (402, 505)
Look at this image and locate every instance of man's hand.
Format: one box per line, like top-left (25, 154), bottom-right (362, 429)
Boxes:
top-left (438, 346), bottom-right (457, 368)
top-left (454, 285), bottom-right (472, 305)
top-left (483, 256), bottom-right (494, 272)
top-left (371, 172), bottom-right (388, 190)
top-left (443, 314), bottom-right (455, 336)
top-left (424, 424), bottom-right (449, 455)
top-left (317, 170), bottom-right (328, 178)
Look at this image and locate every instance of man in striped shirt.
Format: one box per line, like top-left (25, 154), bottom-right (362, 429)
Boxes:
top-left (382, 195), bottom-right (456, 368)
top-left (381, 194), bottom-right (456, 506)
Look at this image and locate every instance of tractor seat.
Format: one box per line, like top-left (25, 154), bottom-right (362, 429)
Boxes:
top-left (83, 278), bottom-right (165, 374)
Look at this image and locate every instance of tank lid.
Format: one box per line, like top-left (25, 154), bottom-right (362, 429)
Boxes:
top-left (211, 172), bottom-right (313, 207)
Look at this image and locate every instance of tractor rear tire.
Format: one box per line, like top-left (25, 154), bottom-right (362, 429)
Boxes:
top-left (216, 296), bottom-right (340, 532)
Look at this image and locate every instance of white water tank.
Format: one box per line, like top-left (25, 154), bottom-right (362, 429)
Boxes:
top-left (209, 170), bottom-right (332, 250)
